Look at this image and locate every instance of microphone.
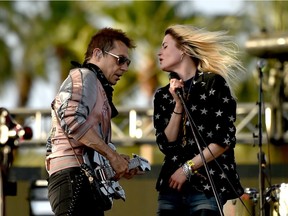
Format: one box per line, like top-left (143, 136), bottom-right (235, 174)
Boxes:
top-left (169, 71), bottom-right (181, 80)
top-left (169, 72), bottom-right (183, 97)
top-left (257, 59), bottom-right (266, 77)
top-left (257, 59), bottom-right (266, 71)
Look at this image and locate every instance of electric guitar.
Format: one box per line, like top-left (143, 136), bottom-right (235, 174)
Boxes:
top-left (83, 143), bottom-right (151, 202)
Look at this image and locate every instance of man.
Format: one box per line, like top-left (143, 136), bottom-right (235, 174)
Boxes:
top-left (46, 27), bottom-right (137, 216)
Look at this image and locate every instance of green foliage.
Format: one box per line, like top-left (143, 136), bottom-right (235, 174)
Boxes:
top-left (0, 1), bottom-right (287, 107)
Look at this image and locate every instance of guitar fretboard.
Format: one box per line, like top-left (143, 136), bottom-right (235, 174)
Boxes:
top-left (97, 156), bottom-right (149, 180)
top-left (128, 157), bottom-right (140, 170)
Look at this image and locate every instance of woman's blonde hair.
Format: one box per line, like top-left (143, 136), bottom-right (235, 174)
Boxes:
top-left (165, 24), bottom-right (245, 96)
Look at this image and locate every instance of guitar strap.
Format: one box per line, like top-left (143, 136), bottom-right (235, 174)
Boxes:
top-left (51, 102), bottom-right (113, 211)
top-left (51, 102), bottom-right (82, 166)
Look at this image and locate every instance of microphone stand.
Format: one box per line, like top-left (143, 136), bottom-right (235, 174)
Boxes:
top-left (256, 60), bottom-right (266, 216)
top-left (176, 92), bottom-right (225, 216)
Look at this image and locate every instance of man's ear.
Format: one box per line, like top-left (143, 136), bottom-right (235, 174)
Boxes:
top-left (93, 48), bottom-right (102, 58)
top-left (96, 51), bottom-right (102, 57)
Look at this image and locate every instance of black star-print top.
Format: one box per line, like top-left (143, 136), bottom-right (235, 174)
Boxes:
top-left (153, 71), bottom-right (244, 200)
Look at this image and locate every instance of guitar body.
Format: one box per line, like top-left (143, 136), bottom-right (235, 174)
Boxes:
top-left (83, 143), bottom-right (151, 203)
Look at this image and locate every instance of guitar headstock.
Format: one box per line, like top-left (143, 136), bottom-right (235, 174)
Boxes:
top-left (132, 153), bottom-right (151, 172)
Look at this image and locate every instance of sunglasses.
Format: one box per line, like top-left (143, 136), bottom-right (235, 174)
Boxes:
top-left (105, 51), bottom-right (131, 66)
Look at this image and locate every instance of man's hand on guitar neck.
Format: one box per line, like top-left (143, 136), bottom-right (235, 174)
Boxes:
top-left (79, 133), bottom-right (130, 181)
top-left (106, 151), bottom-right (129, 181)
top-left (120, 154), bottom-right (145, 179)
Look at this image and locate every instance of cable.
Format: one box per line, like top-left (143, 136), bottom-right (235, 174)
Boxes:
top-left (176, 92), bottom-right (225, 216)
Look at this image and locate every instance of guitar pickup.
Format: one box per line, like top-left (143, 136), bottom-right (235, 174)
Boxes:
top-left (94, 166), bottom-right (115, 180)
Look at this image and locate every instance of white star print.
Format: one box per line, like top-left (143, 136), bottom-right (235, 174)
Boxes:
top-left (163, 94), bottom-right (169, 99)
top-left (209, 89), bottom-right (215, 95)
top-left (220, 187), bottom-right (226, 192)
top-left (215, 110), bottom-right (223, 117)
top-left (209, 169), bottom-right (215, 175)
top-left (200, 94), bottom-right (207, 100)
top-left (229, 116), bottom-right (235, 122)
top-left (207, 131), bottom-right (213, 138)
top-left (223, 138), bottom-right (230, 145)
top-left (191, 105), bottom-right (197, 111)
top-left (188, 139), bottom-right (195, 145)
top-left (200, 108), bottom-right (208, 115)
top-left (198, 125), bottom-right (205, 131)
top-left (223, 97), bottom-right (229, 103)
top-left (220, 173), bottom-right (226, 179)
top-left (204, 184), bottom-right (211, 190)
top-left (153, 72), bottom-right (241, 198)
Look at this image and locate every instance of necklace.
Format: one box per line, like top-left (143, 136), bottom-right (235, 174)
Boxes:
top-left (181, 75), bottom-right (196, 147)
top-left (183, 76), bottom-right (195, 100)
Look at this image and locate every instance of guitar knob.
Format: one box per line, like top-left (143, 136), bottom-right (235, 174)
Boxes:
top-left (88, 176), bottom-right (94, 183)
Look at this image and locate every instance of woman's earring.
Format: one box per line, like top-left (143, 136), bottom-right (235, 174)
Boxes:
top-left (180, 53), bottom-right (184, 61)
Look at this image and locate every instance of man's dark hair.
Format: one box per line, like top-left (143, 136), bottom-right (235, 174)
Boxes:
top-left (84, 27), bottom-right (136, 63)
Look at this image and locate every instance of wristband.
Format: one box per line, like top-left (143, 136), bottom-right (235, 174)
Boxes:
top-left (173, 110), bottom-right (182, 115)
top-left (186, 160), bottom-right (197, 175)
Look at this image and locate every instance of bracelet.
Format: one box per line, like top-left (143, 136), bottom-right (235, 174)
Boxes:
top-left (186, 160), bottom-right (198, 175)
top-left (173, 110), bottom-right (182, 115)
top-left (182, 163), bottom-right (191, 179)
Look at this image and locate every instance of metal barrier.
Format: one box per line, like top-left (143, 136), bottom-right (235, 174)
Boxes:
top-left (7, 103), bottom-right (288, 146)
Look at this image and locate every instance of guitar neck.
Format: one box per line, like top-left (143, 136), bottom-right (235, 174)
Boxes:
top-left (93, 148), bottom-right (150, 181)
top-left (128, 157), bottom-right (141, 170)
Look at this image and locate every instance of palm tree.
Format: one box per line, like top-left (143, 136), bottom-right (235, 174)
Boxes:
top-left (0, 1), bottom-right (98, 107)
top-left (82, 1), bottom-right (201, 106)
top-left (0, 2), bottom-right (17, 98)
top-left (1, 0), bottom-right (279, 108)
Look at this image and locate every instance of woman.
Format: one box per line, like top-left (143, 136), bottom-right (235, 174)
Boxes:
top-left (153, 25), bottom-right (244, 216)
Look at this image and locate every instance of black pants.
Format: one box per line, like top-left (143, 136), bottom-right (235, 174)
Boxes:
top-left (48, 167), bottom-right (104, 216)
